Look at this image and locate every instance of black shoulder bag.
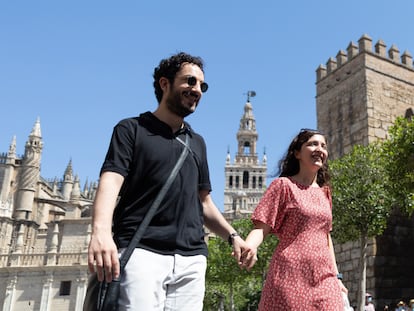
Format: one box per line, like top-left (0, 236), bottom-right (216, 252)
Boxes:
top-left (83, 134), bottom-right (190, 311)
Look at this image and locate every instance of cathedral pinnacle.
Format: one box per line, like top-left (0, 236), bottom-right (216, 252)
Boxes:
top-left (30, 117), bottom-right (42, 138)
top-left (64, 159), bottom-right (73, 177)
top-left (8, 136), bottom-right (16, 157)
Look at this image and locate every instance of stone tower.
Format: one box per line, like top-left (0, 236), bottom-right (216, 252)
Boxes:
top-left (316, 34), bottom-right (414, 308)
top-left (316, 33), bottom-right (414, 159)
top-left (223, 95), bottom-right (267, 221)
top-left (14, 118), bottom-right (43, 221)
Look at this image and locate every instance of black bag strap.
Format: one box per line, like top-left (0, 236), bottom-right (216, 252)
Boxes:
top-left (118, 133), bottom-right (190, 272)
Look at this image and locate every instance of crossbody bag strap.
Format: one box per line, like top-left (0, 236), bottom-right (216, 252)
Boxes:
top-left (118, 134), bottom-right (190, 272)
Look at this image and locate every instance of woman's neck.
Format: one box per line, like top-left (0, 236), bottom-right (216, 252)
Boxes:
top-left (291, 172), bottom-right (318, 187)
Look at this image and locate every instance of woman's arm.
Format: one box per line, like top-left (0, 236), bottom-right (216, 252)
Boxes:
top-left (328, 233), bottom-right (348, 293)
top-left (241, 221), bottom-right (272, 270)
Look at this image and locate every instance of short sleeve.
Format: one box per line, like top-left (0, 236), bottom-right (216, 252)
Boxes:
top-left (100, 118), bottom-right (137, 177)
top-left (251, 178), bottom-right (290, 234)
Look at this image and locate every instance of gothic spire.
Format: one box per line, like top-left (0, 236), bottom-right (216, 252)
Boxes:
top-left (30, 117), bottom-right (42, 138)
top-left (7, 136), bottom-right (16, 158)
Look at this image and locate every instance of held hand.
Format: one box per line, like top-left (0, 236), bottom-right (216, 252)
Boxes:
top-left (231, 236), bottom-right (253, 267)
top-left (239, 247), bottom-right (258, 271)
top-left (87, 233), bottom-right (120, 283)
top-left (230, 236), bottom-right (247, 263)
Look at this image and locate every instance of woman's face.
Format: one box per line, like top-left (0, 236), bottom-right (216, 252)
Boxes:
top-left (295, 134), bottom-right (328, 171)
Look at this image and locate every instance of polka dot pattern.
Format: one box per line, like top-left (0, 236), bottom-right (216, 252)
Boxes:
top-left (252, 177), bottom-right (343, 311)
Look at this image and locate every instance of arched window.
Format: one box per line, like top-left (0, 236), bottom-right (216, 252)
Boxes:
top-left (243, 141), bottom-right (250, 155)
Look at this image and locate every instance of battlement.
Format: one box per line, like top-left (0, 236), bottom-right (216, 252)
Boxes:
top-left (316, 34), bottom-right (414, 82)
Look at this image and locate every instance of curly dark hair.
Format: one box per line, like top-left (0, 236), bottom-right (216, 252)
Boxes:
top-left (153, 52), bottom-right (205, 103)
top-left (277, 129), bottom-right (330, 187)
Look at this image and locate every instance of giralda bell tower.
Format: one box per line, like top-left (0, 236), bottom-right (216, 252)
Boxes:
top-left (223, 92), bottom-right (267, 221)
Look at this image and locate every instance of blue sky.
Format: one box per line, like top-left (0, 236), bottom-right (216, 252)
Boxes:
top-left (1, 1), bottom-right (414, 210)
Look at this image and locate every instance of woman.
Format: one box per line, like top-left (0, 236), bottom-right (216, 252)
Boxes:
top-left (241, 129), bottom-right (347, 310)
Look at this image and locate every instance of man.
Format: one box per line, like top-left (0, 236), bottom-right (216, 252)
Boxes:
top-left (365, 293), bottom-right (376, 311)
top-left (87, 52), bottom-right (247, 310)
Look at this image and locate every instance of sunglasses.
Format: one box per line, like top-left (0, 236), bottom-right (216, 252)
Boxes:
top-left (186, 76), bottom-right (209, 93)
top-left (300, 128), bottom-right (324, 135)
top-left (300, 128), bottom-right (319, 132)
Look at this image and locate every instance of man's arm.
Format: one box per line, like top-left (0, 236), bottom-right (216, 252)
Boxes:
top-left (88, 171), bottom-right (124, 282)
top-left (199, 189), bottom-right (248, 264)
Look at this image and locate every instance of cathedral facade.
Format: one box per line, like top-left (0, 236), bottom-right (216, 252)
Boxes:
top-left (0, 119), bottom-right (96, 310)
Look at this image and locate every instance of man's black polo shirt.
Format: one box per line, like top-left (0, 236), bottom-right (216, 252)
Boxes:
top-left (100, 111), bottom-right (210, 257)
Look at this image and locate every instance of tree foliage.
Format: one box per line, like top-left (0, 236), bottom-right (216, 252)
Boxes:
top-left (330, 116), bottom-right (413, 242)
top-left (381, 116), bottom-right (414, 213)
top-left (329, 143), bottom-right (394, 242)
top-left (204, 218), bottom-right (278, 310)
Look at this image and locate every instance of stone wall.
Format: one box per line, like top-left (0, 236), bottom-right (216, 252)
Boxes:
top-left (334, 210), bottom-right (414, 308)
top-left (316, 34), bottom-right (414, 309)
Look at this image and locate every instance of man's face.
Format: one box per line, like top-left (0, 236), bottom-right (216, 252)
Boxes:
top-left (165, 63), bottom-right (206, 118)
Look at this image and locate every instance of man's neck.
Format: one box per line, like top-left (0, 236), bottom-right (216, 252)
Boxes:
top-left (153, 107), bottom-right (184, 133)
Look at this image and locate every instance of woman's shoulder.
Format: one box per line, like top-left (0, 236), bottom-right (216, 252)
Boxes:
top-left (267, 177), bottom-right (296, 192)
top-left (269, 176), bottom-right (294, 187)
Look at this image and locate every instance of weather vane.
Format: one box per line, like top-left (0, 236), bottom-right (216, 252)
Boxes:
top-left (245, 90), bottom-right (256, 102)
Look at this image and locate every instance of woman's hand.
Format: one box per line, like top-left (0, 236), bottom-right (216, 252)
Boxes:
top-left (239, 246), bottom-right (259, 271)
top-left (338, 279), bottom-right (348, 293)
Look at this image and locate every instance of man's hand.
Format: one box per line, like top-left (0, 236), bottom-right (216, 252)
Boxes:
top-left (231, 236), bottom-right (255, 269)
top-left (239, 246), bottom-right (258, 271)
top-left (87, 233), bottom-right (120, 283)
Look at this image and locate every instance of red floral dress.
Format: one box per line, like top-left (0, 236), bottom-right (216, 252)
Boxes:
top-left (252, 177), bottom-right (342, 311)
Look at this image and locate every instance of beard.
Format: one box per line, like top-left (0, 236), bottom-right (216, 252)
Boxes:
top-left (166, 88), bottom-right (197, 118)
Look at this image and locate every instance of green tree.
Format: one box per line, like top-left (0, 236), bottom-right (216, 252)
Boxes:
top-left (205, 235), bottom-right (248, 311)
top-left (381, 116), bottom-right (414, 213)
top-left (204, 218), bottom-right (278, 311)
top-left (330, 143), bottom-right (394, 311)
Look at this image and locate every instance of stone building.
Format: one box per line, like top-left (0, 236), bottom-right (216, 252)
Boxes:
top-left (223, 95), bottom-right (267, 221)
top-left (316, 34), bottom-right (414, 307)
top-left (0, 118), bottom-right (96, 310)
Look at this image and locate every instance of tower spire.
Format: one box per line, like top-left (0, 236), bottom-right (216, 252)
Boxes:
top-left (14, 118), bottom-right (43, 220)
top-left (30, 117), bottom-right (42, 138)
top-left (8, 136), bottom-right (16, 158)
top-left (62, 159), bottom-right (74, 200)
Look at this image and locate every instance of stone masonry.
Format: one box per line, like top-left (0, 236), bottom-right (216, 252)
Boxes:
top-left (316, 34), bottom-right (414, 308)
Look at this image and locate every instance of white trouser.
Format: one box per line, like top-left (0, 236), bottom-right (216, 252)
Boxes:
top-left (118, 248), bottom-right (207, 311)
